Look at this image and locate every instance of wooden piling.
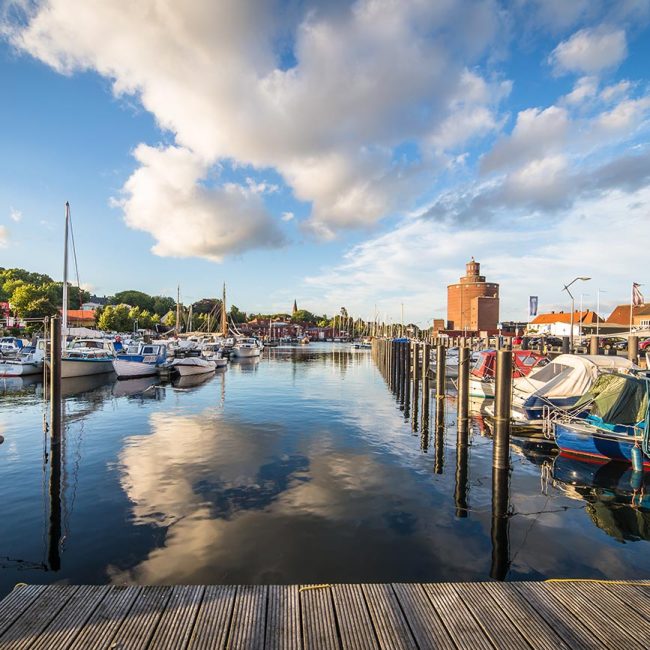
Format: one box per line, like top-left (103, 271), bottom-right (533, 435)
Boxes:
top-left (457, 346), bottom-right (470, 430)
top-left (590, 335), bottom-right (599, 355)
top-left (628, 335), bottom-right (639, 364)
top-left (492, 350), bottom-right (512, 471)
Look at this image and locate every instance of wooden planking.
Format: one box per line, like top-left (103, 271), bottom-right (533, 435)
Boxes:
top-left (300, 586), bottom-right (340, 650)
top-left (111, 585), bottom-right (172, 650)
top-left (422, 583), bottom-right (493, 650)
top-left (148, 585), bottom-right (204, 650)
top-left (68, 585), bottom-right (141, 650)
top-left (0, 584), bottom-right (76, 650)
top-left (226, 585), bottom-right (267, 650)
top-left (479, 582), bottom-right (572, 650)
top-left (455, 582), bottom-right (532, 649)
top-left (545, 582), bottom-right (647, 650)
top-left (604, 584), bottom-right (650, 623)
top-left (391, 583), bottom-right (455, 650)
top-left (361, 584), bottom-right (416, 650)
top-left (331, 584), bottom-right (378, 650)
top-left (513, 583), bottom-right (607, 650)
top-left (28, 585), bottom-right (108, 650)
top-left (188, 585), bottom-right (237, 650)
top-left (0, 586), bottom-right (46, 637)
top-left (578, 583), bottom-right (650, 629)
top-left (265, 584), bottom-right (300, 650)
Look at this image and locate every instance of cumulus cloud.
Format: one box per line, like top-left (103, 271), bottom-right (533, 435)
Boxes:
top-left (0, 225), bottom-right (8, 247)
top-left (9, 207), bottom-right (22, 222)
top-left (563, 76), bottom-right (598, 105)
top-left (6, 0), bottom-right (507, 246)
top-left (304, 184), bottom-right (650, 323)
top-left (550, 27), bottom-right (627, 75)
top-left (113, 145), bottom-right (286, 261)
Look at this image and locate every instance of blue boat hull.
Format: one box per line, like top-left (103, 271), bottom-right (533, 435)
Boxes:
top-left (554, 422), bottom-right (650, 468)
top-left (522, 395), bottom-right (579, 420)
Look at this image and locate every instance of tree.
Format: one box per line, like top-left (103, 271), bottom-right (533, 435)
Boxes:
top-left (10, 283), bottom-right (58, 319)
top-left (47, 283), bottom-right (90, 309)
top-left (152, 295), bottom-right (176, 316)
top-left (110, 290), bottom-right (155, 312)
top-left (192, 298), bottom-right (221, 315)
top-left (291, 309), bottom-right (317, 323)
top-left (97, 304), bottom-right (132, 332)
top-left (229, 305), bottom-right (247, 323)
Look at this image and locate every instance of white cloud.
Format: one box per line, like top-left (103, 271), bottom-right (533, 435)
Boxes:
top-left (0, 225), bottom-right (8, 247)
top-left (563, 76), bottom-right (598, 105)
top-left (303, 185), bottom-right (650, 323)
top-left (281, 212), bottom-right (294, 222)
top-left (113, 145), bottom-right (286, 261)
top-left (9, 207), bottom-right (22, 222)
top-left (7, 0), bottom-right (508, 243)
top-left (550, 27), bottom-right (627, 75)
top-left (600, 80), bottom-right (632, 102)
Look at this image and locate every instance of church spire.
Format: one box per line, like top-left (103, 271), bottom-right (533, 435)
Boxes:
top-left (292, 299), bottom-right (298, 315)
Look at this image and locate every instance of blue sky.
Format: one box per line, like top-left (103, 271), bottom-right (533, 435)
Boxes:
top-left (1, 0), bottom-right (650, 325)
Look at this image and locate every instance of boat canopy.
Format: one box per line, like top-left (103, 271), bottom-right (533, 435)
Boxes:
top-left (512, 354), bottom-right (637, 405)
top-left (573, 373), bottom-right (649, 426)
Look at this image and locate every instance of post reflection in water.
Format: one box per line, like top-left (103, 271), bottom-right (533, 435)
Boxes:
top-left (420, 380), bottom-right (430, 452)
top-left (490, 466), bottom-right (510, 581)
top-left (454, 420), bottom-right (469, 518)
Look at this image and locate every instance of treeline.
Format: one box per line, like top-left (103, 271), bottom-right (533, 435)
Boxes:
top-left (0, 267), bottom-right (337, 333)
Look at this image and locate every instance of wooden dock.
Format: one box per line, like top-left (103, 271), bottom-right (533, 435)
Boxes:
top-left (0, 581), bottom-right (648, 649)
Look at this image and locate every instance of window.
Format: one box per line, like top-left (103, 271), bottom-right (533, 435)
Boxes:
top-left (529, 362), bottom-right (570, 383)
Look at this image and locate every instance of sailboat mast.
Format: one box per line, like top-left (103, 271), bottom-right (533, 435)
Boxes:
top-left (62, 202), bottom-right (70, 332)
top-left (221, 283), bottom-right (227, 337)
top-left (176, 285), bottom-right (181, 335)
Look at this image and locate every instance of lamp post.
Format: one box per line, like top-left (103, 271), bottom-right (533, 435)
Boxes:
top-left (596, 289), bottom-right (606, 339)
top-left (563, 277), bottom-right (591, 353)
top-left (579, 293), bottom-right (590, 339)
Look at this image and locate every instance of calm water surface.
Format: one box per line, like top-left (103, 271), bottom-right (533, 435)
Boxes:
top-left (1, 343), bottom-right (648, 597)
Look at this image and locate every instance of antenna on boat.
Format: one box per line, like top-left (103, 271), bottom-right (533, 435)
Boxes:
top-left (176, 285), bottom-right (181, 336)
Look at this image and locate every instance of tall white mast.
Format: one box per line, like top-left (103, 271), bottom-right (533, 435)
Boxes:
top-left (62, 202), bottom-right (70, 332)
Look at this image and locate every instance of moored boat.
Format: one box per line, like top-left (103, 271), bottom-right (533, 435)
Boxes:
top-left (0, 339), bottom-right (46, 376)
top-left (171, 357), bottom-right (217, 376)
top-left (113, 343), bottom-right (167, 379)
top-left (469, 349), bottom-right (548, 398)
top-left (231, 337), bottom-right (262, 358)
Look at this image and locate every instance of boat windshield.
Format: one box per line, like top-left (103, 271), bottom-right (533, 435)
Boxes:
top-left (529, 362), bottom-right (570, 383)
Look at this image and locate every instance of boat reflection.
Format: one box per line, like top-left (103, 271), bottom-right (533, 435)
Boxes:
top-left (173, 372), bottom-right (217, 389)
top-left (0, 374), bottom-right (42, 396)
top-left (111, 376), bottom-right (161, 399)
top-left (551, 453), bottom-right (650, 542)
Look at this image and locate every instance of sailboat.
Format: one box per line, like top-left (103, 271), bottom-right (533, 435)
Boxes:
top-left (56, 202), bottom-right (115, 378)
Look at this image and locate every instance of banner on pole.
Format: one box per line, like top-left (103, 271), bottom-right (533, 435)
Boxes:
top-left (529, 296), bottom-right (538, 318)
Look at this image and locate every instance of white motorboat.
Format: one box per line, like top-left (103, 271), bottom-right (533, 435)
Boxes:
top-left (0, 337), bottom-right (28, 359)
top-left (171, 357), bottom-right (217, 376)
top-left (58, 339), bottom-right (117, 378)
top-left (0, 339), bottom-right (46, 376)
top-left (113, 343), bottom-right (167, 379)
top-left (231, 338), bottom-right (262, 358)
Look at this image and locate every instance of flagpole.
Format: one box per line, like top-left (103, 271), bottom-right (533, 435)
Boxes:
top-left (630, 283), bottom-right (633, 334)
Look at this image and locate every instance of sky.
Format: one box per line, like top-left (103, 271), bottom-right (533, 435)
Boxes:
top-left (1, 0), bottom-right (650, 326)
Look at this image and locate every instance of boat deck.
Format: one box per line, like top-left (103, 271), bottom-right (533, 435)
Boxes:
top-left (1, 580), bottom-right (648, 648)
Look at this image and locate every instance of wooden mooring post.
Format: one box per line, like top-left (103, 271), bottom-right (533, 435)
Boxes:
top-left (420, 342), bottom-right (430, 449)
top-left (48, 316), bottom-right (62, 572)
top-left (457, 346), bottom-right (470, 430)
top-left (493, 350), bottom-right (512, 471)
top-left (628, 335), bottom-right (639, 364)
top-left (411, 342), bottom-right (419, 431)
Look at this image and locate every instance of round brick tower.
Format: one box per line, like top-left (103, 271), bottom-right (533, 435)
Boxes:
top-left (447, 258), bottom-right (499, 331)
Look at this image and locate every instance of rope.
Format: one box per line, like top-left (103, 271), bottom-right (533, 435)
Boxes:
top-left (299, 584), bottom-right (331, 592)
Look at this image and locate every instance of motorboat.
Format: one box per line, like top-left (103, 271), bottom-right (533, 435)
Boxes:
top-left (231, 337), bottom-right (262, 358)
top-left (58, 338), bottom-right (117, 378)
top-left (171, 356), bottom-right (217, 376)
top-left (0, 337), bottom-right (26, 359)
top-left (511, 355), bottom-right (637, 422)
top-left (552, 372), bottom-right (650, 468)
top-left (468, 349), bottom-right (548, 398)
top-left (113, 342), bottom-right (168, 379)
top-left (200, 343), bottom-right (228, 368)
top-left (0, 339), bottom-right (46, 376)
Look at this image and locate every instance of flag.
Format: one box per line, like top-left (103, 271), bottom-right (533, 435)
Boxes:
top-left (529, 296), bottom-right (538, 318)
top-left (632, 283), bottom-right (644, 307)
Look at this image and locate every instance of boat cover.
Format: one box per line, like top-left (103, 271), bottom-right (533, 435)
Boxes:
top-left (573, 373), bottom-right (649, 426)
top-left (512, 354), bottom-right (637, 407)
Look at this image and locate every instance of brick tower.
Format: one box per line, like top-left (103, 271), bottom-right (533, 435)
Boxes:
top-left (447, 258), bottom-right (499, 331)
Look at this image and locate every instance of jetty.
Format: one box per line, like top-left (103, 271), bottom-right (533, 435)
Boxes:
top-left (1, 581), bottom-right (649, 648)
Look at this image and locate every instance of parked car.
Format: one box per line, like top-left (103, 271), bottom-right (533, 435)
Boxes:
top-left (640, 338), bottom-right (650, 351)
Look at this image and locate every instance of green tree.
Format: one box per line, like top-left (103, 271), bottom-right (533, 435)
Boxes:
top-left (152, 295), bottom-right (176, 316)
top-left (229, 305), bottom-right (247, 323)
top-left (162, 311), bottom-right (176, 327)
top-left (10, 283), bottom-right (58, 318)
top-left (97, 304), bottom-right (132, 331)
top-left (110, 290), bottom-right (155, 312)
top-left (291, 309), bottom-right (317, 323)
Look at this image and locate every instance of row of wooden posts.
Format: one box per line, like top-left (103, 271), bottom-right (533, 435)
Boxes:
top-left (371, 337), bottom-right (511, 579)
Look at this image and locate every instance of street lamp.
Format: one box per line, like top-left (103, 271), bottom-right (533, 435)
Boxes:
top-left (563, 277), bottom-right (591, 352)
top-left (596, 289), bottom-right (606, 339)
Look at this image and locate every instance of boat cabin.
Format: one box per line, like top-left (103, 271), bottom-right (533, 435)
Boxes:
top-left (470, 349), bottom-right (548, 380)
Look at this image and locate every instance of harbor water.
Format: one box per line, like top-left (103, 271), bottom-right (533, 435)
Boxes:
top-left (0, 343), bottom-right (648, 597)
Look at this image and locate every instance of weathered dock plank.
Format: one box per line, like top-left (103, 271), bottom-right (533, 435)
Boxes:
top-left (300, 585), bottom-right (339, 650)
top-left (0, 580), bottom-right (648, 650)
